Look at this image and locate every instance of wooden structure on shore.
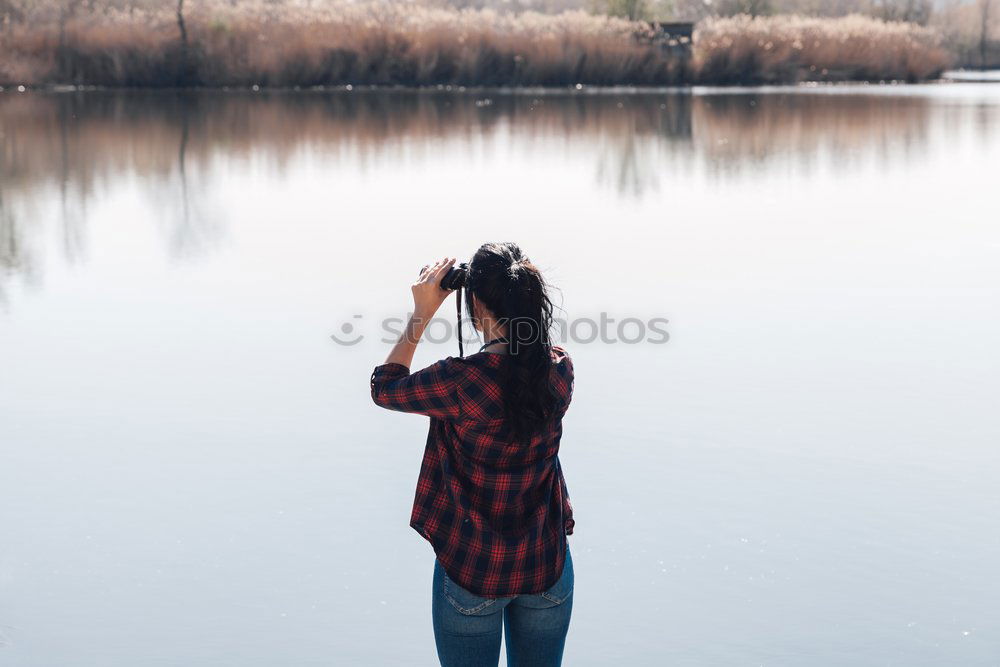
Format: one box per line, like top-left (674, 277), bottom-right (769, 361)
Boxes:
top-left (648, 22), bottom-right (694, 60)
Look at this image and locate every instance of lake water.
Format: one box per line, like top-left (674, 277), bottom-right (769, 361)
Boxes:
top-left (1, 85), bottom-right (999, 666)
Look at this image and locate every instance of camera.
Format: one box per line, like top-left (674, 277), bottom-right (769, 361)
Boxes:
top-left (421, 262), bottom-right (468, 290)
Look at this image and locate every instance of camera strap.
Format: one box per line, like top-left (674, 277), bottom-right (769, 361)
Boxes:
top-left (456, 286), bottom-right (464, 358)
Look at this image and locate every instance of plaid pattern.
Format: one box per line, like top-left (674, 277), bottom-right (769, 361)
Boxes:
top-left (370, 346), bottom-right (575, 598)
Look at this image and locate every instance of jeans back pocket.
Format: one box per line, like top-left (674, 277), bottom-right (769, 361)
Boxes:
top-left (514, 544), bottom-right (574, 609)
top-left (439, 562), bottom-right (506, 616)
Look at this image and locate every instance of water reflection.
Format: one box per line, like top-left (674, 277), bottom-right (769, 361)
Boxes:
top-left (0, 189), bottom-right (30, 303)
top-left (3, 86), bottom-right (1000, 666)
top-left (0, 87), bottom-right (997, 294)
top-left (158, 99), bottom-right (225, 259)
top-left (696, 93), bottom-right (935, 175)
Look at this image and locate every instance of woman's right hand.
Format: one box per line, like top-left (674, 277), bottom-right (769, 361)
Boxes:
top-left (412, 257), bottom-right (456, 318)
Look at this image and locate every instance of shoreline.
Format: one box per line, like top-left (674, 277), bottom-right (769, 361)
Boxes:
top-left (1, 77), bottom-right (996, 96)
top-left (0, 11), bottom-right (954, 90)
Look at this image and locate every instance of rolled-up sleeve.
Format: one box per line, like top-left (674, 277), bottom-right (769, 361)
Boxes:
top-left (370, 358), bottom-right (463, 420)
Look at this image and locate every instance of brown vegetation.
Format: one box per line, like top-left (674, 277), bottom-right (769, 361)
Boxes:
top-left (0, 3), bottom-right (686, 87)
top-left (695, 14), bottom-right (953, 84)
top-left (0, 2), bottom-right (955, 87)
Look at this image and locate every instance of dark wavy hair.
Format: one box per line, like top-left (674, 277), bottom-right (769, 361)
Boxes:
top-left (464, 242), bottom-right (557, 442)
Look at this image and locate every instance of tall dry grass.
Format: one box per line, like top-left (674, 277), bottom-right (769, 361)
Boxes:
top-left (0, 2), bottom-right (684, 87)
top-left (0, 2), bottom-right (954, 87)
top-left (694, 14), bottom-right (953, 83)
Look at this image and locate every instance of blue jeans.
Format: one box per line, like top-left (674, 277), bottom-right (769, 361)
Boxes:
top-left (432, 544), bottom-right (574, 667)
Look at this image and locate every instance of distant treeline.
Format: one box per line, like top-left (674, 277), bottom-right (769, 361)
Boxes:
top-left (0, 1), bottom-right (960, 87)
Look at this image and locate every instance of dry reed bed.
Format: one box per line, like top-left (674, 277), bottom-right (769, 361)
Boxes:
top-left (695, 14), bottom-right (953, 84)
top-left (0, 3), bottom-right (680, 87)
top-left (0, 2), bottom-right (953, 87)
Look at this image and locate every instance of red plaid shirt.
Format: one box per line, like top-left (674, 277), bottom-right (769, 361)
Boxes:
top-left (370, 346), bottom-right (575, 598)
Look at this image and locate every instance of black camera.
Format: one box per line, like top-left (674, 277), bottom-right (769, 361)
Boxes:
top-left (422, 262), bottom-right (468, 290)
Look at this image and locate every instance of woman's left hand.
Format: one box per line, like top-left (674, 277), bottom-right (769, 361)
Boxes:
top-left (412, 257), bottom-right (456, 318)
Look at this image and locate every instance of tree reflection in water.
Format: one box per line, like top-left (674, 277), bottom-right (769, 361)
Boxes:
top-left (0, 86), bottom-right (980, 294)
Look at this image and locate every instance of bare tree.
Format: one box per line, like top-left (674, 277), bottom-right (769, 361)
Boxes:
top-left (176, 0), bottom-right (187, 47)
top-left (0, 1), bottom-right (26, 28)
top-left (871, 0), bottom-right (932, 25)
top-left (720, 0), bottom-right (773, 16)
top-left (600, 0), bottom-right (649, 20)
top-left (980, 0), bottom-right (993, 68)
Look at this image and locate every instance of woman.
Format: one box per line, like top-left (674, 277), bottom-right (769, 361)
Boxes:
top-left (370, 242), bottom-right (576, 667)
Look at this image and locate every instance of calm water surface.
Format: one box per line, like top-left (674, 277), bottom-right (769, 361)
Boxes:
top-left (1, 86), bottom-right (999, 666)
